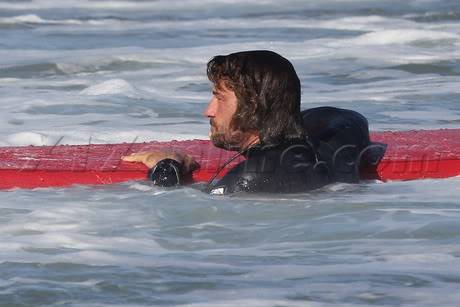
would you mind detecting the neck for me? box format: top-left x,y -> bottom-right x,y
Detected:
239,133 -> 260,152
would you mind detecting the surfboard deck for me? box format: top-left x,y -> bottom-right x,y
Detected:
0,129 -> 458,189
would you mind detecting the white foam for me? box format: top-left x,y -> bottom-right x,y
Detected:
1,14 -> 45,24
0,0 -> 291,11
79,79 -> 139,97
4,128 -> 208,146
381,253 -> 457,264
307,15 -> 417,32
350,29 -> 460,45
0,14 -> 81,25
5,132 -> 51,146
11,277 -> 100,288
381,109 -> 460,120
184,299 -> 327,307
127,182 -> 157,192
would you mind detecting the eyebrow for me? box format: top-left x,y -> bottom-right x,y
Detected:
213,90 -> 223,96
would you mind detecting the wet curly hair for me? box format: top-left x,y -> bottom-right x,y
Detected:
207,50 -> 305,145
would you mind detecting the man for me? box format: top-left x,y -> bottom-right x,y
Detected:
123,50 -> 382,194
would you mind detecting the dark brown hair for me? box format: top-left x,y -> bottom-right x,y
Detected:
207,50 -> 305,145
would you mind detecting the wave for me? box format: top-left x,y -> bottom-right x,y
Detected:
1,0 -> 459,13
406,11 -> 460,23
350,29 -> 460,45
389,61 -> 460,76
3,128 -> 207,146
0,14 -> 136,28
0,13 -> 422,35
80,79 -> 139,97
0,59 -> 170,78
0,63 -> 65,79
5,132 -> 51,146
0,14 -> 82,26
0,0 -> 324,11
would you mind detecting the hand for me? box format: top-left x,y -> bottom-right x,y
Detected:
122,150 -> 199,174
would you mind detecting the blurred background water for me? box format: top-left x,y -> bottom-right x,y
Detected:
0,0 -> 459,306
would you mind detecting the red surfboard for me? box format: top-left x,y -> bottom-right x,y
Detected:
0,129 -> 458,189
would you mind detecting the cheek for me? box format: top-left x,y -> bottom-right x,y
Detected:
226,105 -> 237,127
227,96 -> 238,121
222,109 -> 235,127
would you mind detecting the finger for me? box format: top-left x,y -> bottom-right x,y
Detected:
190,160 -> 200,171
121,155 -> 139,162
183,154 -> 200,172
122,153 -> 147,162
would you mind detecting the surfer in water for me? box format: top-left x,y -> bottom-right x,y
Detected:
123,50 -> 382,194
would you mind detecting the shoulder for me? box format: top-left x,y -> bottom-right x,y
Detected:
212,140 -> 330,194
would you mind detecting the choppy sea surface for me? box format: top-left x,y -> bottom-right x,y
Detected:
0,0 -> 459,306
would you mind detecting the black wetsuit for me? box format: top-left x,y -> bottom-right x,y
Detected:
149,107 -> 385,194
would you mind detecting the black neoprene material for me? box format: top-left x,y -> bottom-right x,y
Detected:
148,107 -> 386,194
301,106 -> 386,182
148,158 -> 182,187
209,140 -> 331,194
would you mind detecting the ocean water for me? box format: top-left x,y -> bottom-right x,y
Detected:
0,0 -> 459,306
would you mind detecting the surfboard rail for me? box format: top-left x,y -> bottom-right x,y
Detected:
0,129 -> 458,189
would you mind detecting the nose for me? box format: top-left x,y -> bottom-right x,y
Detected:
204,96 -> 217,118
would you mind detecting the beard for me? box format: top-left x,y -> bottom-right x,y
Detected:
209,120 -> 246,151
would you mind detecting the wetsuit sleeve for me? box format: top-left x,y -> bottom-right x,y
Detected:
148,158 -> 182,187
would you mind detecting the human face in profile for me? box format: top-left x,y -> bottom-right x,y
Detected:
203,81 -> 239,150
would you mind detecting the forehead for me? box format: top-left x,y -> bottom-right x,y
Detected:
213,80 -> 233,93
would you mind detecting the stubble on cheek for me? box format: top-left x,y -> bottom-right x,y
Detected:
208,117 -> 247,151
211,128 -> 246,151
209,119 -> 216,138
208,119 -> 226,147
